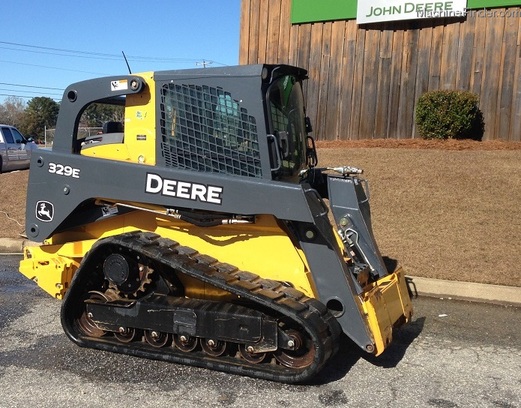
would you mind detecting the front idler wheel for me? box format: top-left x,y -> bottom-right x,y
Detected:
274,329 -> 315,369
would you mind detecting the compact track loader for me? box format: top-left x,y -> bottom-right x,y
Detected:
20,64 -> 412,383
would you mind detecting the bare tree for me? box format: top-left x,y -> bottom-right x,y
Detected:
0,97 -> 26,127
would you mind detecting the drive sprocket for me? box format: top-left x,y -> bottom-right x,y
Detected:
103,252 -> 154,298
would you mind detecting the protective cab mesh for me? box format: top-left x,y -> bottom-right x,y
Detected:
160,83 -> 261,177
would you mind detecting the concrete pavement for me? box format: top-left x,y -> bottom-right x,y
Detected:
1,237 -> 520,307
406,276 -> 520,307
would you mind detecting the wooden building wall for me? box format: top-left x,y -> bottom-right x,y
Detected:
239,1 -> 521,141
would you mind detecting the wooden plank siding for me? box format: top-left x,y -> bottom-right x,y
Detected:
239,0 -> 521,141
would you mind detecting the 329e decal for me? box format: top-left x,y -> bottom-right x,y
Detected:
48,162 -> 80,178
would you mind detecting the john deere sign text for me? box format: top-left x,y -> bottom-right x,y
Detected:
357,0 -> 467,23
292,0 -> 521,24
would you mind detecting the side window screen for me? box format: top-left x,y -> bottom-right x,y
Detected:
160,83 -> 262,178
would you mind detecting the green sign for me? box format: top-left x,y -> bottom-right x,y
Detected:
291,0 -> 357,23
291,0 -> 521,23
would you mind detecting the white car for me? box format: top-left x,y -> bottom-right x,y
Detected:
0,124 -> 38,173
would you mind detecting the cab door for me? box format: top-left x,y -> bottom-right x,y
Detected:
10,127 -> 30,164
0,127 -> 20,169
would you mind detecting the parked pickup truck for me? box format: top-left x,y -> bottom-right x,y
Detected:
0,124 -> 38,173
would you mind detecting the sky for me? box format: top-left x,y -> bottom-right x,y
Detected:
0,0 -> 241,103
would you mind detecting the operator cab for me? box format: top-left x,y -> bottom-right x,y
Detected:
59,65 -> 316,183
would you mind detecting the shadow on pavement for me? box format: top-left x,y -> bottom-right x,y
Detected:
312,291 -> 426,384
363,316 -> 425,368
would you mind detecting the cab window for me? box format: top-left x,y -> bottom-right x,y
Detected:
11,128 -> 26,143
267,75 -> 307,179
1,127 -> 15,144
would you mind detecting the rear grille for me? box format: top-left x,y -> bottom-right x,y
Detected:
160,83 -> 262,177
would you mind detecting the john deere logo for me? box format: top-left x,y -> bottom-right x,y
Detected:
36,201 -> 54,222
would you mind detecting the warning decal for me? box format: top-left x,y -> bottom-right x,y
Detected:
111,79 -> 129,92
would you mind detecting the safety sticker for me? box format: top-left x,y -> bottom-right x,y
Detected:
111,79 -> 128,91
101,205 -> 119,217
36,201 -> 54,223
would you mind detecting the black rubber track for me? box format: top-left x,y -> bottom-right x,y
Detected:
61,231 -> 342,383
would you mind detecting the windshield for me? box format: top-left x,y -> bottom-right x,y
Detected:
267,75 -> 307,179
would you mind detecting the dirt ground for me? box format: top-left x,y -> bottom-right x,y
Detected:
1,138 -> 520,287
